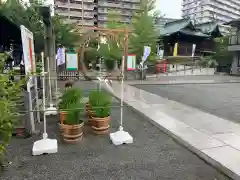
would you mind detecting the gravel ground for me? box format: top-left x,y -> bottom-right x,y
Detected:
0,107 -> 230,179
134,83 -> 240,124
0,80 -> 230,180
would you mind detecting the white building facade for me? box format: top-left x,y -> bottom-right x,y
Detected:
182,0 -> 239,34
54,0 -> 140,29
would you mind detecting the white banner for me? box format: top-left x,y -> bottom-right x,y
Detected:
192,44 -> 196,57
142,46 -> 151,62
56,47 -> 65,66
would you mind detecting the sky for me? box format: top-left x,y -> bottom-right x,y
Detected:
155,0 -> 182,18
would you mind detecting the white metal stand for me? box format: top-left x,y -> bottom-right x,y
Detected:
109,56 -> 133,145
32,52 -> 58,156
45,58 -> 57,116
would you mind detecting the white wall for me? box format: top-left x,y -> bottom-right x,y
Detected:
159,68 -> 215,76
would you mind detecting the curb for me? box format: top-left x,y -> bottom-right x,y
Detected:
127,80 -> 240,86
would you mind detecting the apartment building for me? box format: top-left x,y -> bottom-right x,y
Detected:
181,0 -> 239,34
54,0 -> 140,29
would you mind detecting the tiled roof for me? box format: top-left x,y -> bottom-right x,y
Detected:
157,18 -> 223,38
195,22 -> 223,37
159,18 -> 209,38
160,19 -> 194,36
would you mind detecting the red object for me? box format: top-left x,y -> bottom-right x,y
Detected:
28,38 -> 33,71
15,127 -> 25,137
156,59 -> 167,73
163,62 -> 167,72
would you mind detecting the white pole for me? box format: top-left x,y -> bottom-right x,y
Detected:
55,75 -> 58,100
109,31 -> 133,146
119,56 -> 124,131
99,58 -> 102,90
47,57 -> 53,105
27,82 -> 36,133
55,59 -> 59,101
41,53 -> 47,139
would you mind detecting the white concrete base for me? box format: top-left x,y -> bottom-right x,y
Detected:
45,104 -> 58,116
110,129 -> 133,145
32,138 -> 58,156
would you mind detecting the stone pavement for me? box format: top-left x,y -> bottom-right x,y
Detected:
134,83 -> 240,124
105,81 -> 240,180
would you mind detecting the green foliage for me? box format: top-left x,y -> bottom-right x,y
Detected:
198,56 -> 218,68
97,11 -> 125,71
0,53 -> 26,164
52,15 -> 80,48
129,0 -> 158,63
0,0 -> 80,53
213,36 -> 233,66
89,91 -> 112,118
64,102 -> 84,125
58,88 -> 83,110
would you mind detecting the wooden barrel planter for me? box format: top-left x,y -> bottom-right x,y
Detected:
59,111 -> 67,124
91,116 -> 110,135
62,122 -> 84,143
59,111 -> 67,135
85,103 -> 96,126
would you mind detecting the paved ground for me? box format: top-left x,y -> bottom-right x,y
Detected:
134,83 -> 240,124
0,80 -> 231,180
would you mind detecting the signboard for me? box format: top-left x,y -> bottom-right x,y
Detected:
66,52 -> 78,70
127,54 -> 136,71
21,25 -> 36,74
158,50 -> 164,59
56,47 -> 66,66
20,25 -> 36,89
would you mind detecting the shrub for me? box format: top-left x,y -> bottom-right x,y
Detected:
58,88 -> 83,111
64,102 -> 84,125
0,53 -> 26,165
89,91 -> 112,118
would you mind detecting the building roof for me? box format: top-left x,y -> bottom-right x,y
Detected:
224,18 -> 240,27
159,18 -> 210,38
179,29 -> 210,37
195,22 -> 223,37
0,14 -> 21,45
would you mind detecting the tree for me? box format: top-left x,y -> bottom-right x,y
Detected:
97,11 -> 125,71
129,0 -> 158,64
213,36 -> 233,67
0,0 -> 80,53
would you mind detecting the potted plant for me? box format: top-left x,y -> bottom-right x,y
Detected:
61,102 -> 84,143
90,91 -> 112,135
58,88 -> 83,125
86,91 -> 98,125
